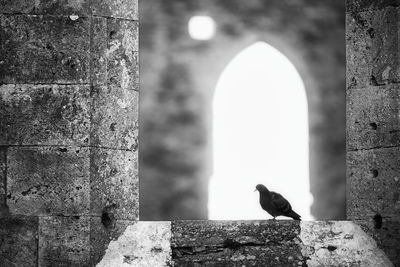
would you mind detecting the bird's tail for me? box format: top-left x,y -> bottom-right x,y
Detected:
288,210 -> 301,221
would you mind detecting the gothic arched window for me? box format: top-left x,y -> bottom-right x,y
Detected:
209,42 -> 313,220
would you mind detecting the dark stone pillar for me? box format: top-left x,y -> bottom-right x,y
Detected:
346,0 -> 400,265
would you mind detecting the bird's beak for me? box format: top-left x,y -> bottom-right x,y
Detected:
254,188 -> 257,192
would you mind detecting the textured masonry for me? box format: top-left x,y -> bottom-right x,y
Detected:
0,0 -> 138,265
346,0 -> 400,265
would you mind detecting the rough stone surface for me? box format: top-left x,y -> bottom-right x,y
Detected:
347,0 -> 399,12
347,85 -> 400,151
96,221 -> 172,267
39,216 -> 90,266
92,17 -> 139,88
92,17 -> 107,85
0,0 -> 90,15
90,148 -> 138,220
106,19 -> 139,91
168,220 -> 395,266
0,0 -> 138,19
91,86 -> 139,150
0,14 -> 90,84
90,218 -> 133,265
171,220 -> 303,266
7,147 -> 90,216
355,218 -> 400,267
346,7 -> 400,89
300,221 -> 393,266
0,84 -> 91,146
0,147 -> 6,207
1,1 -> 140,266
91,0 -> 138,20
346,1 -> 400,265
0,216 -> 38,267
347,148 -> 400,219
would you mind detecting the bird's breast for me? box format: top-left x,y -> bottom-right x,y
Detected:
259,194 -> 279,216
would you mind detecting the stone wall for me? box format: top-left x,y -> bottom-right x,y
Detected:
95,220 -> 394,266
0,1 -> 139,265
346,0 -> 400,265
140,0 -> 346,221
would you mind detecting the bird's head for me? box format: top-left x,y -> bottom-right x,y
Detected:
254,184 -> 268,192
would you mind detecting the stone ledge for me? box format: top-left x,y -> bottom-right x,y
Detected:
0,220 -> 395,266
93,221 -> 394,266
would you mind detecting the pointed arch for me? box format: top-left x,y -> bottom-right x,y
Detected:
209,42 -> 313,220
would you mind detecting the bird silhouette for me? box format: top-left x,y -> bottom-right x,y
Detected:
254,184 -> 301,220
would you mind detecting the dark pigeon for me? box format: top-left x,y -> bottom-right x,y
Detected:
254,184 -> 301,220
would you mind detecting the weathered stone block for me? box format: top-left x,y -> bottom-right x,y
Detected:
91,86 -> 138,150
0,0 -> 90,15
91,18 -> 138,88
347,85 -> 400,150
0,216 -> 38,267
89,217 -> 133,265
0,14 -> 90,84
90,148 -> 138,221
171,220 -> 303,266
106,19 -> 139,91
95,221 -> 172,267
347,148 -> 400,219
355,219 -> 400,267
91,0 -> 138,20
0,147 -> 5,206
92,17 -> 107,85
301,221 -> 394,267
347,0 -> 399,12
39,216 -> 90,266
7,147 -> 90,216
0,84 -> 91,146
346,7 -> 399,89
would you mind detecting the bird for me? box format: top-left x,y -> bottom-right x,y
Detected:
254,184 -> 301,220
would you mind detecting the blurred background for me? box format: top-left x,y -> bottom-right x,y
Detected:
139,0 -> 345,220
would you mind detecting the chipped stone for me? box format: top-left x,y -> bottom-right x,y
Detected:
300,221 -> 394,266
96,222 -> 172,267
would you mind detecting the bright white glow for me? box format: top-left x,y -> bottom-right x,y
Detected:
209,42 -> 313,220
188,16 -> 216,40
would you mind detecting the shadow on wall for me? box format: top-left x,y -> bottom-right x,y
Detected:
139,0 -> 345,221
